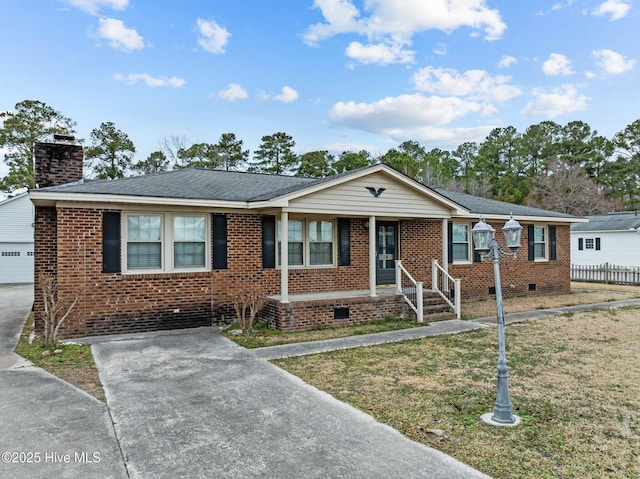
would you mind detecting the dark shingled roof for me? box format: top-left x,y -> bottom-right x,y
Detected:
571,212 -> 640,232
38,166 -> 578,219
434,189 -> 578,219
41,168 -> 321,202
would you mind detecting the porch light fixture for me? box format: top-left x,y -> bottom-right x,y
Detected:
471,214 -> 523,427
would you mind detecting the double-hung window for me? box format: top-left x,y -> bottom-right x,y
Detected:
451,223 -> 470,262
127,215 -> 162,269
533,226 -> 547,260
125,213 -> 208,272
278,218 -> 335,267
174,216 -> 206,267
278,219 -> 304,266
309,220 -> 333,265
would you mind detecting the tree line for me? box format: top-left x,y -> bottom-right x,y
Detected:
1,99 -> 639,216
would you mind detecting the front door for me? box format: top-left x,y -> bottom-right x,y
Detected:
376,222 -> 398,284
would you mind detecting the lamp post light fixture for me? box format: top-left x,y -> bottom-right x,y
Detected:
472,215 -> 523,426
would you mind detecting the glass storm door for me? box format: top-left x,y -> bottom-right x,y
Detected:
376,222 -> 398,284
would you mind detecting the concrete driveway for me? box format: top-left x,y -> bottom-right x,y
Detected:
1,283 -> 489,478
0,284 -> 127,479
91,329 -> 490,479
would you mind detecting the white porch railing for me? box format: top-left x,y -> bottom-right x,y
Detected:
431,259 -> 461,319
395,260 -> 424,322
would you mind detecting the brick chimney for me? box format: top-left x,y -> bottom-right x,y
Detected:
34,135 -> 84,188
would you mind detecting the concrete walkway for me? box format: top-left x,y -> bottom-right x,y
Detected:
0,284 -> 127,479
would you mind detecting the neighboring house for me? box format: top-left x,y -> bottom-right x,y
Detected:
571,212 -> 640,267
29,140 -> 583,338
0,192 -> 35,284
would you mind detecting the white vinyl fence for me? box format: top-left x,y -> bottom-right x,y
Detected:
571,263 -> 640,285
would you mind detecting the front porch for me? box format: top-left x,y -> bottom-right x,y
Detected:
261,279 -> 457,332
268,209 -> 462,331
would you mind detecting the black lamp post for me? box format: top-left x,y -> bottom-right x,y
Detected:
471,215 -> 523,426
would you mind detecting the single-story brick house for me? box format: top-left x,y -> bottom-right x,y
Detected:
29,140 -> 583,338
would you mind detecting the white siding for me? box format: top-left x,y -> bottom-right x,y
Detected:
0,243 -> 34,283
571,231 -> 640,267
0,194 -> 35,283
0,194 -> 35,242
287,172 -> 453,217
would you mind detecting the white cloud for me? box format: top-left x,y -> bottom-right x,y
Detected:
433,43 -> 448,56
542,53 -> 574,76
114,73 -> 185,87
62,0 -> 128,15
498,55 -> 517,68
592,0 -> 631,21
329,94 -> 496,146
552,0 -> 574,11
329,94 -> 487,133
412,67 -> 521,102
196,19 -> 230,54
304,0 -> 506,65
345,41 -> 415,64
93,17 -> 144,51
384,125 -> 496,147
218,83 -> 248,101
261,86 -> 299,103
520,84 -> 588,117
303,0 -> 364,45
592,49 -> 635,74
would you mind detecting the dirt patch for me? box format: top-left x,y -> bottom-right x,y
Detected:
53,364 -> 105,401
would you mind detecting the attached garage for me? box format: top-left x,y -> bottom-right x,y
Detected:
0,193 -> 35,284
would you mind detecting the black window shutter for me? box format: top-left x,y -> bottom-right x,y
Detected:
447,221 -> 453,264
102,211 -> 121,273
262,216 -> 276,269
595,237 -> 601,250
578,238 -> 584,250
212,214 -> 228,269
528,225 -> 535,261
472,222 -> 481,263
338,218 -> 351,266
549,225 -> 557,261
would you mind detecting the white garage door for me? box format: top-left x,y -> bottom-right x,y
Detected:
0,243 -> 34,283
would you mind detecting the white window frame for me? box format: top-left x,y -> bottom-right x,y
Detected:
451,222 -> 472,264
277,217 -> 337,269
584,238 -> 595,250
123,212 -> 210,274
533,225 -> 548,262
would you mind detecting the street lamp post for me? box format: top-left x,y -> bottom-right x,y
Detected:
471,215 -> 523,426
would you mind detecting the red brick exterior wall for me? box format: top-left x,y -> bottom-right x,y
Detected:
263,294 -> 407,332
33,206 -> 571,337
33,207 -> 57,318
399,219 -> 442,281
448,221 -> 571,301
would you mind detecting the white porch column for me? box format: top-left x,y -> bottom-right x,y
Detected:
442,218 -> 449,289
369,215 -> 377,297
280,211 -> 289,303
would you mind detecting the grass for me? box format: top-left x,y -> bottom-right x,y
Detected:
273,307 -> 640,479
222,316 -> 424,348
14,314 -> 105,401
223,282 -> 640,349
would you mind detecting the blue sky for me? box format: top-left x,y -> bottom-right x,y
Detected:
1,0 -> 638,177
